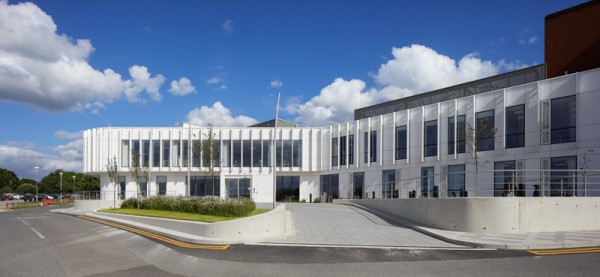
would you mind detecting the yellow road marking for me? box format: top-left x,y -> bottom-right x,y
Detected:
78,215 -> 230,250
529,247 -> 600,255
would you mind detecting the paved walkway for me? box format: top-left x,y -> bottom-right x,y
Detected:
261,203 -> 463,248
50,203 -> 600,250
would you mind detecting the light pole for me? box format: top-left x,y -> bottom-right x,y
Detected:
72,176 -> 75,196
59,171 -> 63,205
34,166 -> 39,201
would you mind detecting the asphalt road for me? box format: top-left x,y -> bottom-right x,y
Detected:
2,206 -> 600,276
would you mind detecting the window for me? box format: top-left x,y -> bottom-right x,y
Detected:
448,115 -> 466,154
162,141 -> 170,167
221,140 -> 231,167
132,140 -> 140,166
226,178 -> 251,198
424,120 -> 437,157
506,105 -> 525,148
421,167 -> 435,197
190,176 -> 220,196
476,110 -> 495,151
152,140 -> 160,167
348,135 -> 354,165
118,176 -> 126,200
331,137 -> 338,166
551,96 -> 576,144
252,140 -> 262,167
171,140 -> 180,167
550,156 -> 577,196
182,140 -> 189,167
340,136 -> 347,166
276,140 -> 282,167
138,176 -> 147,197
370,131 -> 377,162
353,172 -> 364,199
382,170 -> 396,199
121,140 -> 129,167
447,164 -> 466,197
157,176 -> 166,195
363,132 -> 368,164
262,140 -> 272,167
292,140 -> 302,167
232,140 -> 241,167
242,140 -> 251,167
192,140 -> 200,167
142,140 -> 150,167
494,160 -> 515,197
395,125 -> 407,160
282,140 -> 292,167
320,174 -> 339,200
276,176 -> 300,201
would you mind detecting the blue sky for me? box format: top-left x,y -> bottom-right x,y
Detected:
0,0 -> 587,178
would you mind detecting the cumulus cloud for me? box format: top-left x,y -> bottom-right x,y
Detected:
169,77 -> 197,96
207,76 -> 222,85
187,102 -> 258,127
123,65 -> 165,102
0,140 -> 82,178
286,44 -> 504,126
54,130 -> 82,140
270,79 -> 283,89
0,1 -> 167,112
222,19 -> 234,34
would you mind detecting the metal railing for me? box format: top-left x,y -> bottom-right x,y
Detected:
353,169 -> 600,199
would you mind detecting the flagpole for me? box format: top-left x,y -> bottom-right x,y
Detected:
272,92 -> 280,209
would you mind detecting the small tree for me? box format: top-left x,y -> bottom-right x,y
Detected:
193,124 -> 220,196
578,149 -> 595,196
130,149 -> 149,208
466,118 -> 497,196
106,155 -> 119,208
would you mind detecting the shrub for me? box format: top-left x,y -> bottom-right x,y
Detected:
120,196 -> 256,217
313,197 -> 320,203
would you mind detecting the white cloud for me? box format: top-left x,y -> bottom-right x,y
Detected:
123,65 -> 165,103
207,76 -> 222,84
0,139 -> 82,179
219,84 -> 228,90
374,44 -> 498,92
169,77 -> 197,96
186,102 -> 258,127
0,1 -> 168,112
222,19 -> 234,34
519,36 -> 538,45
54,130 -> 82,140
270,79 -> 283,89
286,44 -> 504,126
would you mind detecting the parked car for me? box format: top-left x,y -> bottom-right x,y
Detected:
23,194 -> 45,201
6,193 -> 22,200
1,194 -> 14,201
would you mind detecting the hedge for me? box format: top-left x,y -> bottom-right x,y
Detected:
120,196 -> 256,217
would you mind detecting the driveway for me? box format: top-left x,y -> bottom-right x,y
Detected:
264,203 -> 463,248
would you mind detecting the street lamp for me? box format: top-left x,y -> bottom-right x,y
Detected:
59,171 -> 63,205
34,166 -> 39,201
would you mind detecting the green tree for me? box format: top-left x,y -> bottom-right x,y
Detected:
130,148 -> 149,207
16,183 -> 36,195
0,168 -> 20,191
106,155 -> 119,205
39,170 -> 99,194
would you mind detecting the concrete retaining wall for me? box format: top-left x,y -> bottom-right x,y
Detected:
95,204 -> 287,241
336,198 -> 600,234
75,200 -> 123,210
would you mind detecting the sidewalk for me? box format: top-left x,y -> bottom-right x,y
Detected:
52,204 -> 600,250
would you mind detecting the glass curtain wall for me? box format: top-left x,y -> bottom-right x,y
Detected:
447,164 -> 466,197
121,140 -> 129,167
252,141 -> 262,167
118,176 -> 126,200
476,110 -> 495,151
506,105 -> 525,148
340,136 -> 347,166
320,174 -> 339,201
292,140 -> 302,167
424,120 -> 437,157
421,167 -> 435,197
494,161 -> 516,197
226,178 -> 251,198
157,176 -> 166,195
276,176 -> 300,201
551,96 -> 576,144
242,140 -> 251,167
152,140 -> 160,167
382,170 -> 396,199
348,135 -> 354,165
332,137 -> 338,166
395,125 -> 407,160
142,140 -> 150,167
353,172 -> 364,199
448,115 -> 466,154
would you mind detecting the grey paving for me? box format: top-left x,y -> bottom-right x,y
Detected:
262,203 -> 463,248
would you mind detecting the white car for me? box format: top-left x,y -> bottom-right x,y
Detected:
6,193 -> 22,200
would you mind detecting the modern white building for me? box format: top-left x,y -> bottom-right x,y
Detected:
83,66 -> 600,204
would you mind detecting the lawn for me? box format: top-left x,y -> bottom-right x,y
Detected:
97,208 -> 269,223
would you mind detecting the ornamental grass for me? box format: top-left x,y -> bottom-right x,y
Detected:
120,196 -> 256,217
